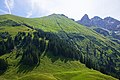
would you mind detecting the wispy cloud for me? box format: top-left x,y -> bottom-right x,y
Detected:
26,0 -> 34,18
26,11 -> 33,18
4,0 -> 14,14
0,9 -> 8,14
26,0 -> 55,18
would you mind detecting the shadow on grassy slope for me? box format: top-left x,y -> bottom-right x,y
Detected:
16,64 -> 37,73
0,59 -> 8,75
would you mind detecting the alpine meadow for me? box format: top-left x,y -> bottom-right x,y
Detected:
0,13 -> 119,80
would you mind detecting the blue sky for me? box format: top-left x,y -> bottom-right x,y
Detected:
0,0 -> 120,20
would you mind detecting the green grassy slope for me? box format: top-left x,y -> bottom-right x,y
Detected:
0,14 -> 119,80
2,14 -> 119,49
0,52 -> 117,80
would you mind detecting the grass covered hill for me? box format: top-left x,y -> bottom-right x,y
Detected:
0,14 -> 119,80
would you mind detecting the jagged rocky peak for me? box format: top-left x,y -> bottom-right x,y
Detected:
104,17 -> 114,21
78,14 -> 91,27
81,14 -> 90,21
104,17 -> 118,24
91,16 -> 103,21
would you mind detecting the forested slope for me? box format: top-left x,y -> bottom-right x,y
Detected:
0,14 -> 119,80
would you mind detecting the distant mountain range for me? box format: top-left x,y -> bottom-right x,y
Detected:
77,14 -> 120,31
77,14 -> 120,42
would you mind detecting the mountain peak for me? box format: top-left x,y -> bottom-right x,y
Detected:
77,14 -> 120,33
46,14 -> 69,20
82,14 -> 89,20
77,14 -> 91,27
104,17 -> 117,22
91,16 -> 102,21
104,16 -> 113,20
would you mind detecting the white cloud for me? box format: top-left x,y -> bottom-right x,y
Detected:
26,0 -> 58,18
47,0 -> 120,20
4,0 -> 14,14
25,0 -> 96,19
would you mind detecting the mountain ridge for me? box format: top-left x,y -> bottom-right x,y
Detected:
77,14 -> 120,43
0,14 -> 120,80
77,14 -> 120,31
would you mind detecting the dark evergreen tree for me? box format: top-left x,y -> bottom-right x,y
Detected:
0,59 -> 8,74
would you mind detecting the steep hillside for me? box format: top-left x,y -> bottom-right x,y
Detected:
0,14 -> 119,80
